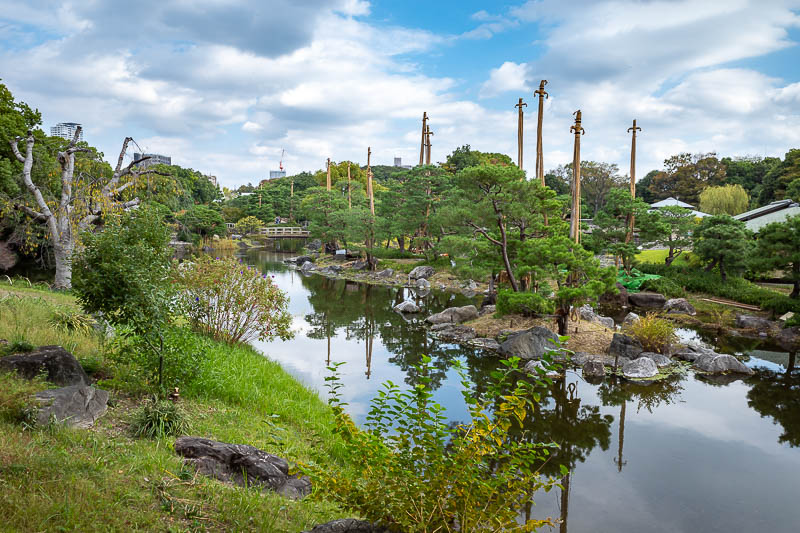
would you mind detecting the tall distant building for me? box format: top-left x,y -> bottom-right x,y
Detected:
269,170 -> 286,179
205,175 -> 217,187
50,122 -> 84,141
394,157 -> 402,167
133,152 -> 172,168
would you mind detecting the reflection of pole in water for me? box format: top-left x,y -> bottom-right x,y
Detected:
559,470 -> 571,533
614,400 -> 627,472
326,312 -> 331,366
788,351 -> 796,374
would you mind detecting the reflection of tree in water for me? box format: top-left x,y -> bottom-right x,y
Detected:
300,274 -> 480,388
747,357 -> 800,447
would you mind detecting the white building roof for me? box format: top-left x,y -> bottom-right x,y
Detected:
733,200 -> 800,232
651,197 -> 695,209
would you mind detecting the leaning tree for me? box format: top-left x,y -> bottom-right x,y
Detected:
10,127 -> 157,289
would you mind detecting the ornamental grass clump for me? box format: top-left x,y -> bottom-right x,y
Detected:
625,313 -> 677,354
303,356 -> 562,533
178,256 -> 293,345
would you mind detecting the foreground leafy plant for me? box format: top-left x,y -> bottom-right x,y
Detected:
625,313 -> 677,354
303,356 -> 561,532
130,398 -> 189,439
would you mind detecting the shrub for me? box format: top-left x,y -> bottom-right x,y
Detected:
639,277 -> 685,298
178,256 -> 293,344
129,398 -> 189,439
624,313 -> 677,354
48,306 -> 95,334
1,339 -> 36,356
496,289 -> 555,316
303,356 -> 561,532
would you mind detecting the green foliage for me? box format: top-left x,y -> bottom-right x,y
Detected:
129,398 -> 189,439
177,204 -> 226,238
47,306 -> 95,334
649,206 -> 696,265
639,276 -> 686,298
496,289 -> 555,316
178,256 -> 293,345
616,268 -> 661,292
624,313 -> 677,354
699,184 -> 750,215
693,215 -> 752,279
304,356 -> 560,532
1,339 -> 36,356
759,149 -> 800,205
722,156 -> 780,204
0,372 -> 42,427
234,215 -> 263,235
647,152 -> 726,206
750,215 -> 800,298
786,178 -> 800,203
441,144 -> 513,174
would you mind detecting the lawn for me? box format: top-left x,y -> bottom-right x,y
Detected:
635,249 -> 693,266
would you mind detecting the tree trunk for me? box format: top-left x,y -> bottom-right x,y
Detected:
705,258 -> 718,272
497,220 -> 518,292
719,257 -> 726,280
53,241 -> 73,290
556,307 -> 568,335
791,263 -> 799,299
398,235 -> 405,252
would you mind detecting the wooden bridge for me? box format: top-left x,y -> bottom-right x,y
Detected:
258,226 -> 310,238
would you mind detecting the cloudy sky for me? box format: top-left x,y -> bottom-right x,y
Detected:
1,0 -> 799,188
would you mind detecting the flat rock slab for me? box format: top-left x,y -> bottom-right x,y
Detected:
0,345 -> 89,386
431,324 -> 476,343
664,298 -> 696,316
628,292 -> 666,309
608,333 -> 644,360
468,337 -> 501,351
35,385 -> 108,428
303,519 -> 394,533
426,305 -> 478,325
393,301 -> 420,314
694,353 -> 754,375
499,326 -> 559,360
408,265 -> 434,280
174,436 -> 311,499
622,357 -> 659,379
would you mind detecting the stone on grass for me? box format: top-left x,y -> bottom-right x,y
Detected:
664,298 -> 696,316
622,357 -> 658,379
425,305 -> 479,325
303,519 -> 393,533
637,352 -> 673,368
499,326 -> 559,360
694,353 -> 754,375
578,304 -> 615,329
628,292 -> 666,310
608,333 -> 644,360
35,385 -> 108,428
393,301 -> 420,314
582,361 -> 605,379
0,345 -> 89,386
174,437 -> 311,499
735,314 -> 773,331
408,265 -> 434,280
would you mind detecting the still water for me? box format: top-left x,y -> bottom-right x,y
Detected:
244,250 -> 800,533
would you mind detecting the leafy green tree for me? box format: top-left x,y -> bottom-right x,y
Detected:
693,215 -> 752,280
648,153 -> 726,206
650,206 -> 696,266
699,184 -> 750,215
722,156 -> 780,204
234,215 -> 263,235
301,186 -> 349,250
750,215 -> 800,298
592,189 -> 665,273
178,204 -> 226,238
441,145 -> 513,174
72,208 -> 175,389
635,170 -> 659,204
0,81 -> 41,198
760,149 -> 800,205
787,178 -> 800,203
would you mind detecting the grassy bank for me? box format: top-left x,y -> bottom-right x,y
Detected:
0,282 -> 352,532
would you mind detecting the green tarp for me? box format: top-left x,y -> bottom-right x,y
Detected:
617,268 -> 661,292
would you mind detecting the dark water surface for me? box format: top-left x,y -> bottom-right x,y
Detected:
244,250 -> 800,533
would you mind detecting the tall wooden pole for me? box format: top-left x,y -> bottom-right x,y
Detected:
515,97 -> 527,170
347,162 -> 352,209
367,147 -> 374,215
326,158 -> 331,191
419,112 -> 428,166
534,80 -> 548,186
425,125 -> 433,165
626,119 -> 642,243
290,177 -> 294,220
570,110 -> 585,244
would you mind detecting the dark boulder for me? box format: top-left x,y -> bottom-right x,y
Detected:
499,326 -> 560,360
303,519 -> 393,533
430,324 -> 476,343
582,361 -> 605,379
425,305 -> 479,325
628,292 -> 666,310
174,437 -> 311,499
408,265 -> 434,280
35,385 -> 108,428
0,345 -> 89,386
600,282 -> 628,308
306,239 -> 322,252
664,298 -> 696,316
300,261 -> 315,273
293,255 -> 314,265
694,353 -> 754,375
608,333 -> 644,360
468,337 -> 501,351
735,314 -> 773,331
319,265 -> 342,275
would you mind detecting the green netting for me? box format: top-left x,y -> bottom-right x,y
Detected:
617,268 -> 661,292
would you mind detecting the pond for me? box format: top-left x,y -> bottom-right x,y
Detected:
242,250 -> 800,533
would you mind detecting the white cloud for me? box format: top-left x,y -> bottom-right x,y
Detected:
480,61 -> 530,98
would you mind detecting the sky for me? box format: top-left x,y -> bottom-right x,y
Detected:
1,0 -> 799,188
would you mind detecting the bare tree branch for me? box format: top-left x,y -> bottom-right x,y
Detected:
115,137 -> 132,174
13,203 -> 47,223
9,137 -> 26,163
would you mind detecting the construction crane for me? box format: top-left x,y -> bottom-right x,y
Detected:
279,148 -> 285,171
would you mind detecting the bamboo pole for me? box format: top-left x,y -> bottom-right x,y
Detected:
534,80 -> 548,186
419,112 -> 428,166
515,97 -> 527,170
326,158 -> 331,191
570,110 -> 585,244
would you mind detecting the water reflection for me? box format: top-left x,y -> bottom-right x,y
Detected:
234,249 -> 800,532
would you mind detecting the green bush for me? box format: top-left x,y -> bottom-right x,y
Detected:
48,306 -> 95,334
303,357 -> 561,532
624,313 -> 677,354
129,398 -> 189,439
639,277 -> 686,298
496,289 -> 555,316
1,339 -> 36,356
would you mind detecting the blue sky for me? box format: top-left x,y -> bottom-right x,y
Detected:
1,0 -> 799,187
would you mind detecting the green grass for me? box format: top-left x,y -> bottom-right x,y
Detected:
635,249 -> 693,266
0,283 -> 354,532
